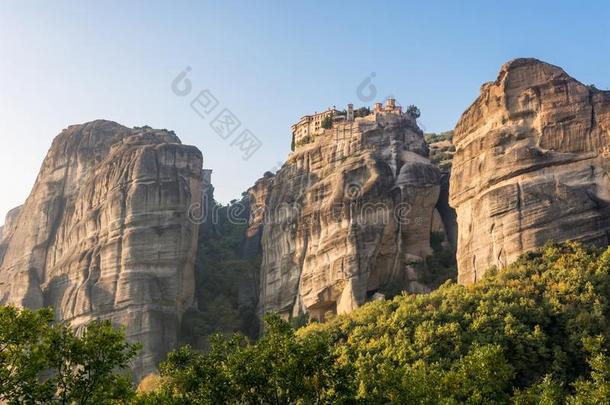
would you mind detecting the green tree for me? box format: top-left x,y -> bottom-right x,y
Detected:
142,314 -> 353,404
424,130 -> 454,144
567,336 -> 610,404
0,306 -> 55,402
321,115 -> 333,129
0,306 -> 139,404
407,104 -> 421,119
354,106 -> 371,118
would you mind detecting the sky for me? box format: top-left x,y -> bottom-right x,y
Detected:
1,1 -> 610,223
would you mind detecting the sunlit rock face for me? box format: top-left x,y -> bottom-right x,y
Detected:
0,206 -> 22,245
0,120 -> 203,380
251,106 -> 442,321
450,58 -> 610,284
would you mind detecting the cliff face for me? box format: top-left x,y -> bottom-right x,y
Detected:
0,120 -> 203,379
0,205 -> 22,246
450,58 -> 610,284
252,107 -> 444,321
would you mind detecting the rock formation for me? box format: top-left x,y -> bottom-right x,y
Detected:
244,173 -> 274,260
0,120 -> 203,380
450,58 -> 610,284
251,100 -> 445,321
0,205 -> 22,245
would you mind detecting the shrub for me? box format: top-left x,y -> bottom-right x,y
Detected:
407,104 -> 421,119
295,135 -> 314,147
140,315 -> 353,404
424,130 -> 454,144
354,106 -> 371,118
321,115 -> 333,129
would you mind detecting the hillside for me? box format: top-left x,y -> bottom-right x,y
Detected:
425,130 -> 455,172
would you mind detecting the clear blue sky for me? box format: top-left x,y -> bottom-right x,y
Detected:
1,1 -> 609,222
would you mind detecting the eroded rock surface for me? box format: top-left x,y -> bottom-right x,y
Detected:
252,103 -> 442,321
450,58 -> 610,284
0,120 -> 203,379
0,205 -> 21,245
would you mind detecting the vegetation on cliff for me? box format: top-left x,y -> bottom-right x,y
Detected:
424,130 -> 454,144
321,115 -> 333,129
406,105 -> 421,119
182,199 -> 261,346
425,130 -> 455,172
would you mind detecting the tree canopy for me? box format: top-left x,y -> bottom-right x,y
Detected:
0,307 -> 139,404
141,242 -> 610,404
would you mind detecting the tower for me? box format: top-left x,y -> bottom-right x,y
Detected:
347,103 -> 354,121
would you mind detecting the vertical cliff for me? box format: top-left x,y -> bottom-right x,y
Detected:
450,58 -> 610,284
0,120 -> 203,379
251,102 -> 447,321
0,205 -> 22,252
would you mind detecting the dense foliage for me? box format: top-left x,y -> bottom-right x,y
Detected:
407,104 -> 421,119
182,199 -> 261,346
417,231 -> 457,288
354,106 -> 371,118
143,242 -> 610,404
0,307 -> 139,404
425,130 -> 455,171
321,115 -> 333,129
135,316 -> 352,404
295,134 -> 314,147
424,130 -> 454,144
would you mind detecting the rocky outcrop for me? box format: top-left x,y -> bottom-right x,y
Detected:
450,58 -> 610,284
253,103 -> 443,321
0,206 -> 22,245
0,120 -> 203,380
244,173 -> 274,260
